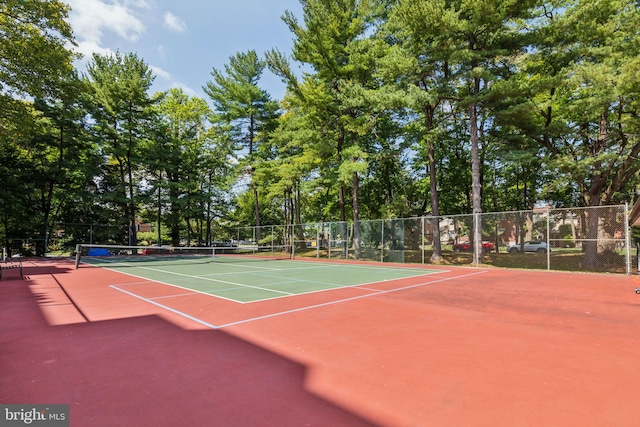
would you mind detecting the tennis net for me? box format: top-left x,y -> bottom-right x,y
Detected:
74,243 -> 294,268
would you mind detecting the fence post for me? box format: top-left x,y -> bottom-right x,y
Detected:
474,213 -> 480,268
380,220 -> 384,263
328,226 -> 332,260
421,216 -> 425,265
547,207 -> 551,270
625,202 -> 631,275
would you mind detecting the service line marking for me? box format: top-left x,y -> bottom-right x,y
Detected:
110,269 -> 488,330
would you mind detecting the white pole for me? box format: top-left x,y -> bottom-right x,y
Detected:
421,216 -> 425,265
476,213 -> 482,267
74,244 -> 81,269
381,220 -> 384,262
625,203 -> 631,275
547,207 -> 551,270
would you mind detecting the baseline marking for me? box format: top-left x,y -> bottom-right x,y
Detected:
98,261 -> 442,303
110,270 -> 488,330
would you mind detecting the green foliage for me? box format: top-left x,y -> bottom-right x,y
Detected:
84,51 -> 157,245
204,50 -> 280,230
146,88 -> 228,246
2,0 -> 640,258
136,230 -> 171,246
0,0 -> 77,99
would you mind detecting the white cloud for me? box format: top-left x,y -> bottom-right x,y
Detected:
65,0 -> 147,57
163,12 -> 186,33
124,0 -> 153,9
150,65 -> 171,80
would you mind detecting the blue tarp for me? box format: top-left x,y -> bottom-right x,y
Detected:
87,248 -> 111,256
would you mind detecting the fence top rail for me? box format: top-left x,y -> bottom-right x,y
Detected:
276,204 -> 629,228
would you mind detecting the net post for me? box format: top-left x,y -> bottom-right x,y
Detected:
75,244 -> 81,269
291,234 -> 295,260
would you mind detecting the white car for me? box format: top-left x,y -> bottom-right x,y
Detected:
507,240 -> 550,254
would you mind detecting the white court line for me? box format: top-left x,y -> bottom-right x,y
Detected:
111,285 -> 220,329
99,263 -> 295,297
98,267 -> 278,304
94,259 -> 442,303
152,292 -> 200,300
228,269 -> 444,303
197,263 -> 338,277
192,260 -> 441,278
219,270 -> 488,327
105,262 -> 444,304
110,270 -> 488,330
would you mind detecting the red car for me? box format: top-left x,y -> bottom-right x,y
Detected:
452,241 -> 494,253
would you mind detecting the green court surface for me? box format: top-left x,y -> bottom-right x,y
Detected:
81,255 -> 441,303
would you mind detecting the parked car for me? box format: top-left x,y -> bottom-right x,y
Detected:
507,240 -> 550,254
453,241 -> 494,253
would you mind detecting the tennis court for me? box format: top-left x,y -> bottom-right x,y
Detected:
74,246 -> 454,329
2,256 -> 640,426
81,251 -> 442,303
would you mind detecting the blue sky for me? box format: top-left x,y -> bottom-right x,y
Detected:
63,0 -> 303,101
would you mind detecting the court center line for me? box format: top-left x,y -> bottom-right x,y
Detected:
110,284 -> 220,329
230,270 -> 443,303
217,270 -> 488,328
218,270 -> 487,328
116,266 -> 443,304
247,270 -> 438,288
110,270 -> 487,330
196,263 -> 339,277
107,273 -> 237,301
98,263 -> 296,297
96,260 -> 441,303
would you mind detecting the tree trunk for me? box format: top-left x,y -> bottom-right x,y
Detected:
295,182 -> 305,249
424,107 -> 442,262
252,184 -> 261,242
127,105 -> 138,249
470,90 -> 483,265
582,111 -> 608,268
337,127 -> 349,258
352,171 -> 362,259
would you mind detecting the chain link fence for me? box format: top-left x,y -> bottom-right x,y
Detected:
18,205 -> 632,274
283,205 -> 632,274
